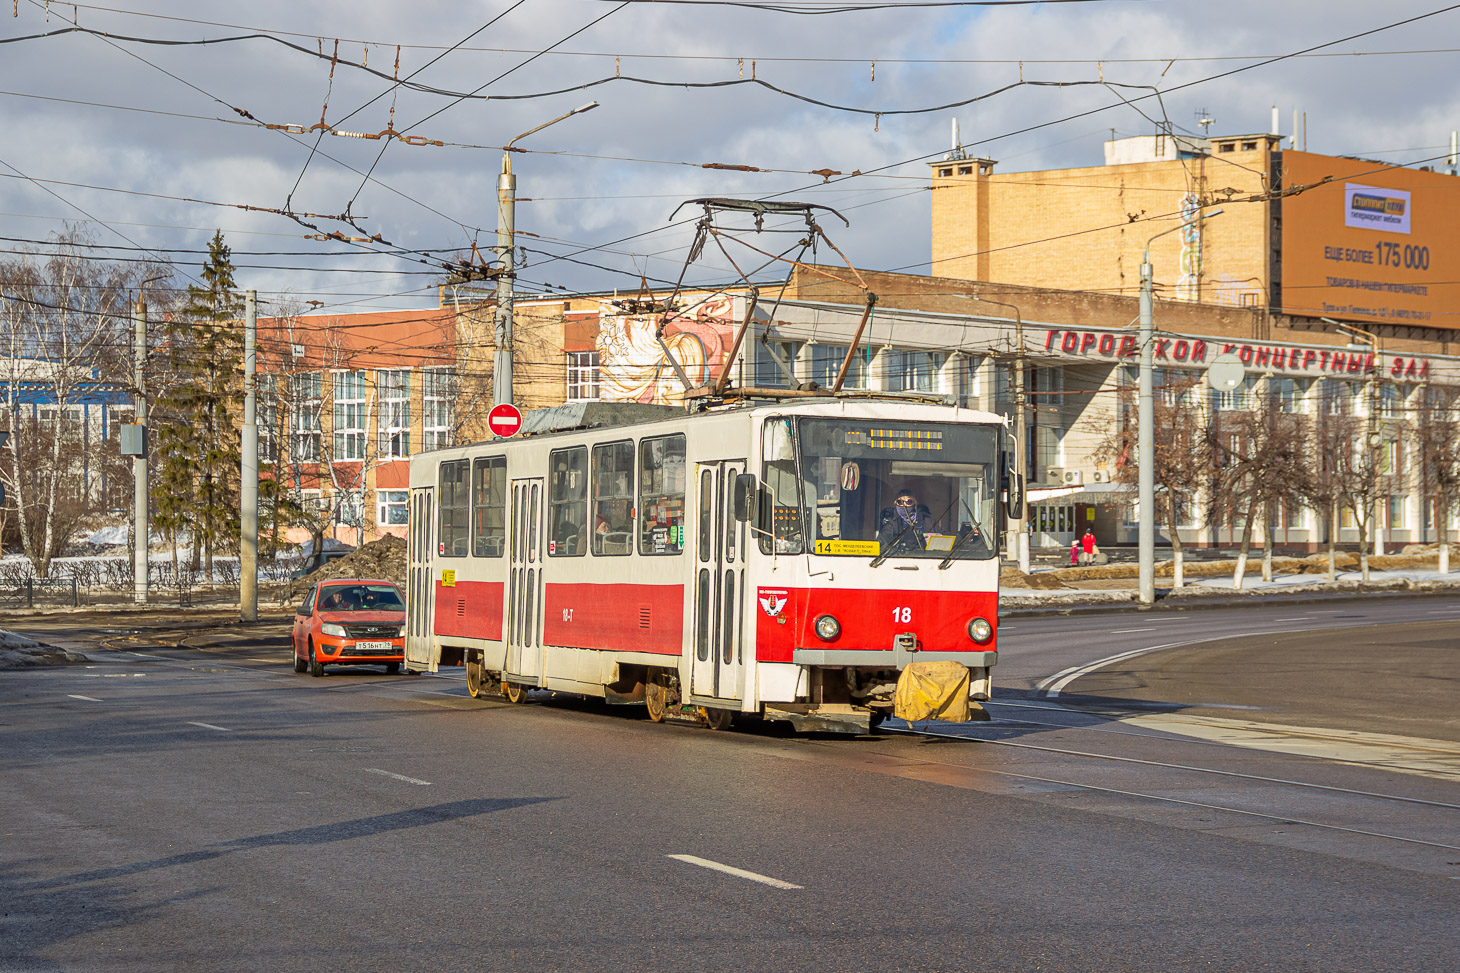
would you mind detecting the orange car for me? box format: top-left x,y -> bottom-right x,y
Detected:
291,579 -> 406,677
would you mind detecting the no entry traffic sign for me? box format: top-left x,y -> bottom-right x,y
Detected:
487,403 -> 524,438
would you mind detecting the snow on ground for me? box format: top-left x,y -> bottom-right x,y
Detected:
0,629 -> 88,668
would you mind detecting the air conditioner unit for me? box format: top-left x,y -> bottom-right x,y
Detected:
1091,470 -> 1110,483
1044,467 -> 1064,483
1063,469 -> 1084,486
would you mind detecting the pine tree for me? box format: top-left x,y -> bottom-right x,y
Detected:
151,230 -> 244,576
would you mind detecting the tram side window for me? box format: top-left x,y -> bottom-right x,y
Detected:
639,434 -> 686,555
438,459 -> 470,557
592,440 -> 635,556
471,455 -> 507,557
548,447 -> 588,557
758,417 -> 803,554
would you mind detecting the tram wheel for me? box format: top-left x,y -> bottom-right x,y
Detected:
645,681 -> 668,723
502,680 -> 528,704
466,658 -> 485,698
701,707 -> 733,731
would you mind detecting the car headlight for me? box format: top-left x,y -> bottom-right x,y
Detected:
813,614 -> 841,642
967,617 -> 993,644
321,622 -> 346,637
395,626 -> 406,638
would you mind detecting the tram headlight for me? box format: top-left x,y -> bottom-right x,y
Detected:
967,617 -> 993,645
813,614 -> 841,642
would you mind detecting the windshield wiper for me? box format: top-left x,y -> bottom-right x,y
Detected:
938,498 -> 988,569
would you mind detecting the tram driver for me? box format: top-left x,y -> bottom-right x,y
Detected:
878,487 -> 934,552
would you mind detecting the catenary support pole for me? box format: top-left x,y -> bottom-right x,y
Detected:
240,290 -> 258,622
132,298 -> 148,604
493,162 -> 516,407
1138,260 -> 1155,605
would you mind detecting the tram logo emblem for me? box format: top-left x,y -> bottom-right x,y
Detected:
758,591 -> 788,617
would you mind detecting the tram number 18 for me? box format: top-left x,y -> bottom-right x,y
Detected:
892,607 -> 912,624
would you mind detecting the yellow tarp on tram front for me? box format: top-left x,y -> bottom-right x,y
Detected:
893,660 -> 977,723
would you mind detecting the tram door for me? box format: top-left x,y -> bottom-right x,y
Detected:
406,486 -> 435,672
691,460 -> 746,701
506,477 -> 545,683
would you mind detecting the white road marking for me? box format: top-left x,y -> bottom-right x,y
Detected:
246,658 -> 279,664
130,653 -> 166,659
67,695 -> 103,702
187,721 -> 232,732
667,855 -> 802,890
1123,713 -> 1460,783
1038,634 -> 1257,699
1109,627 -> 1156,634
365,768 -> 431,786
99,673 -> 147,678
1274,617 -> 1313,621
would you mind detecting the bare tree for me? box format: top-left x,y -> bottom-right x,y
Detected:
0,231 -> 166,576
1415,384 -> 1460,574
1095,372 -> 1212,587
1296,382 -> 1355,581
1209,381 -> 1308,589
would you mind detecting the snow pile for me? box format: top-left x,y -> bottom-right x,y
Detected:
287,535 -> 407,598
0,629 -> 89,668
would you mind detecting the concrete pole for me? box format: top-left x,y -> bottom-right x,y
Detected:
240,290 -> 259,622
132,299 -> 149,604
493,157 -> 516,407
1138,259 -> 1156,605
1013,314 -> 1030,573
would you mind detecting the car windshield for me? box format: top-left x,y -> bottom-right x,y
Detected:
759,416 -> 1002,562
316,584 -> 404,612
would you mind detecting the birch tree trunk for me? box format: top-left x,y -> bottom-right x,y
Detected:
1232,508 -> 1256,590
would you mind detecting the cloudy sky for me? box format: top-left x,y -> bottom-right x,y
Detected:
3,0 -> 1458,314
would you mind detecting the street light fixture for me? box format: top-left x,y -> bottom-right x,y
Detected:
1138,208 -> 1222,604
494,101 -> 600,407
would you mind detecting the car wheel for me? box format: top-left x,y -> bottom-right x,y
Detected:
309,642 -> 324,678
293,644 -> 307,673
385,662 -> 400,675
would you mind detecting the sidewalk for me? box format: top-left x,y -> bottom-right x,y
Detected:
1000,564 -> 1460,613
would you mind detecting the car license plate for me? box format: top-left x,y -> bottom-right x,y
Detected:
353,641 -> 394,652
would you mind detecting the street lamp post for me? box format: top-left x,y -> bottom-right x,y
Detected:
494,101 -> 599,407
1139,209 -> 1222,604
130,274 -> 166,604
973,295 -> 1029,573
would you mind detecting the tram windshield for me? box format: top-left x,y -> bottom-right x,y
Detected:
759,417 -> 1001,562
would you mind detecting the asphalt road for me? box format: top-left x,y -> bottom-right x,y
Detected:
3,596 -> 1459,971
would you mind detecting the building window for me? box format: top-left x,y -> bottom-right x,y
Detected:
808,343 -> 865,390
290,372 -> 322,462
471,455 -> 507,557
548,447 -> 588,557
334,489 -> 363,528
1211,374 -> 1256,411
1242,141 -> 1258,151
1323,380 -> 1354,416
755,340 -> 801,389
886,350 -> 944,392
377,369 -> 410,458
1378,384 -> 1400,419
422,367 -> 455,451
1035,425 -> 1064,473
377,489 -> 408,526
332,370 -> 366,460
566,351 -> 600,402
1388,495 -> 1407,529
257,387 -> 278,464
1270,377 -> 1307,413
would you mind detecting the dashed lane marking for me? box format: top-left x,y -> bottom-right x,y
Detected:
365,768 -> 431,786
667,855 -> 802,890
187,722 -> 232,732
1109,627 -> 1156,634
66,695 -> 103,702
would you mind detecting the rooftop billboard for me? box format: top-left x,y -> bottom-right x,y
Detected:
1280,151 -> 1459,329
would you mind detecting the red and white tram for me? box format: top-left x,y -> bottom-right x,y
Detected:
406,397 -> 1018,732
